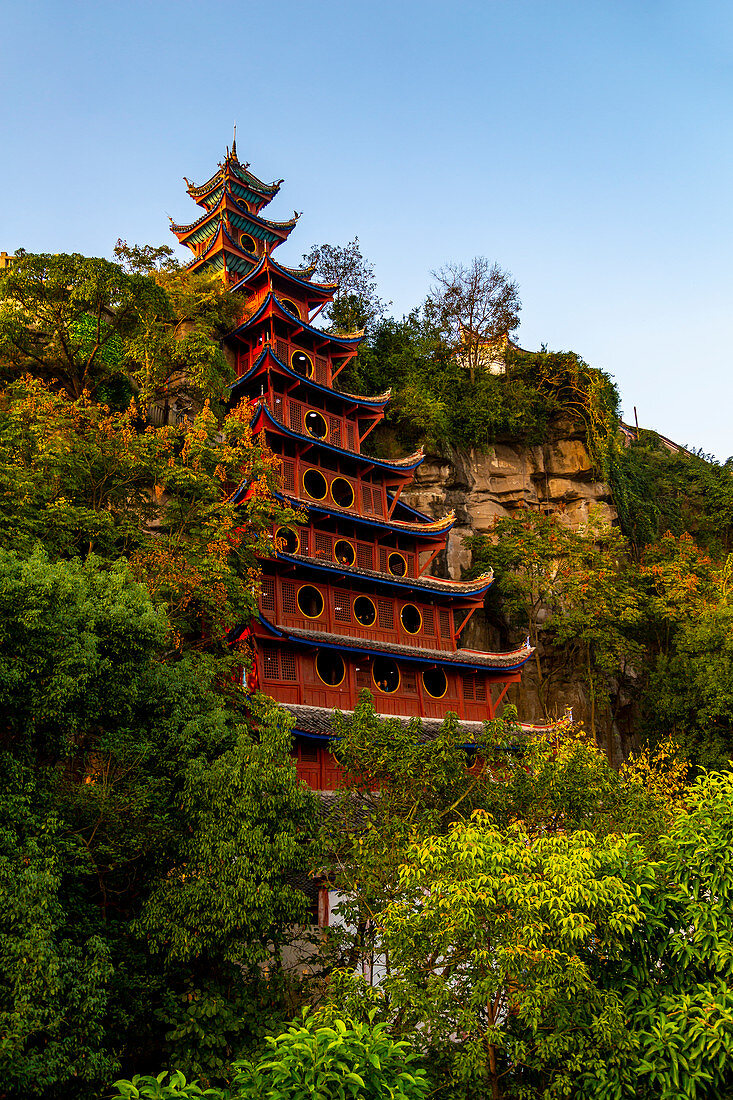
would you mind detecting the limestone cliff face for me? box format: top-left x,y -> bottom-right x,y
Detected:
402,430 -> 625,757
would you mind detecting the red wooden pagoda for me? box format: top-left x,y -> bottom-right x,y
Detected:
173,142 -> 533,790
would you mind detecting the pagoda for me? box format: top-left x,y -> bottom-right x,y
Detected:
173,141 -> 534,791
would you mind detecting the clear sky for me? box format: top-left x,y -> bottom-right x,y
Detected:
2,0 -> 731,457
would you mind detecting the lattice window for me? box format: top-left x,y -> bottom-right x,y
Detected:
422,607 -> 435,634
281,459 -> 295,493
276,338 -> 288,363
475,679 -> 487,702
329,417 -> 342,449
280,651 -> 297,681
282,581 -> 298,615
299,529 -> 310,556
377,599 -> 394,630
300,741 -> 318,763
315,533 -> 332,558
402,670 -> 418,694
372,491 -> 384,517
288,401 -> 303,432
361,484 -> 373,512
463,675 -> 475,700
346,423 -> 356,451
357,543 -> 374,571
260,577 -> 275,612
334,589 -> 352,623
262,647 -> 280,680
378,548 -> 388,573
439,610 -> 451,638
404,554 -> 414,576
315,357 -> 328,383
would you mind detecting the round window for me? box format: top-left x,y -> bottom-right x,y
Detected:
422,667 -> 448,699
303,469 -> 327,500
316,650 -> 345,687
400,604 -> 422,635
305,410 -> 328,439
275,526 -> 299,554
331,478 -> 355,509
388,552 -> 408,577
281,298 -> 301,318
372,657 -> 400,694
240,233 -> 256,254
334,540 -> 355,567
297,585 -> 324,618
291,351 -> 313,378
354,595 -> 377,626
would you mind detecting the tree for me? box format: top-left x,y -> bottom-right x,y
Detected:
377,812 -> 650,1100
233,1013 -> 429,1100
467,510 -> 644,737
426,257 -> 521,382
0,376 -> 296,644
114,240 -> 241,414
590,769 -> 733,1099
0,252 -> 168,399
302,238 -> 389,335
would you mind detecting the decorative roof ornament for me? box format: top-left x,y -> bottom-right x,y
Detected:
231,124 -> 237,160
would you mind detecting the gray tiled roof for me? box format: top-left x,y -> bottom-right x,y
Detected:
273,551 -> 493,595
277,623 -> 533,669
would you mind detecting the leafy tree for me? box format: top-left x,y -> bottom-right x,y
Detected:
321,694 -> 518,976
114,240 -> 241,413
0,251 -> 168,399
425,257 -> 521,383
467,510 -> 644,736
303,238 -> 389,335
0,376 -> 294,643
590,769 -> 733,1099
233,1013 -> 429,1099
377,812 -> 651,1100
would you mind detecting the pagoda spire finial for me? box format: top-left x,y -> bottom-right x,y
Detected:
231,124 -> 237,160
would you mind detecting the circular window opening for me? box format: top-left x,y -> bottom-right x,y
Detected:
422,667 -> 448,699
240,233 -> 256,254
316,650 -> 345,687
291,351 -> 313,378
303,469 -> 327,500
275,526 -> 299,554
297,585 -> 324,618
331,477 -> 355,509
334,540 -> 355,567
400,604 -> 422,634
373,657 -> 400,694
281,298 -> 301,318
354,595 -> 377,626
305,410 -> 328,439
387,551 -> 408,577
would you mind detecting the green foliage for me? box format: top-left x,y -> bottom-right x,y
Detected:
587,769 -> 733,1099
112,1069 -> 228,1098
233,1012 -> 429,1100
303,238 -> 389,335
0,375 -> 294,643
0,838 -> 117,1098
340,312 -> 620,457
0,251 -> 169,398
137,695 -> 318,971
611,431 -> 733,556
377,812 -> 650,1099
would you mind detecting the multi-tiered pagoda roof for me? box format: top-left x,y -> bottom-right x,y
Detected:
172,141 -> 533,792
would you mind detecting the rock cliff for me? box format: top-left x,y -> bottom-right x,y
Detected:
402,427 -> 626,759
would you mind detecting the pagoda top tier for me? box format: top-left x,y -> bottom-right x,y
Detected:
184,134 -> 282,212
171,139 -> 296,282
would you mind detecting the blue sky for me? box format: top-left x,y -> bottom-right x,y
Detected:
2,0 -> 731,457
